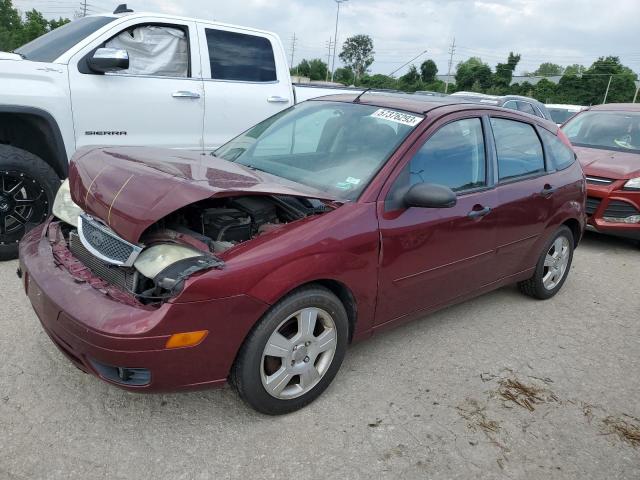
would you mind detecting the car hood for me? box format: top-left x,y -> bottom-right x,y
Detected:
69,147 -> 336,243
574,146 -> 640,179
0,51 -> 23,61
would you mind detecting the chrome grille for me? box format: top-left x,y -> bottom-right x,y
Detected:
586,176 -> 614,185
69,231 -> 137,292
78,214 -> 142,266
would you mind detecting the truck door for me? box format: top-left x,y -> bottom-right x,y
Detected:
197,24 -> 294,151
68,17 -> 204,151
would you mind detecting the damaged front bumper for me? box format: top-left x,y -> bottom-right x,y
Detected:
19,221 -> 270,392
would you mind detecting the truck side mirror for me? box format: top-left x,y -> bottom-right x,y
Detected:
88,48 -> 129,74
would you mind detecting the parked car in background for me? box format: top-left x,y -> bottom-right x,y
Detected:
0,6 -> 360,260
562,103 -> 640,242
451,92 -> 553,121
546,104 -> 586,126
20,93 -> 585,414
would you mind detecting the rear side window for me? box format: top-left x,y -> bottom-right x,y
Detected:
205,29 -> 277,82
517,101 -> 536,116
491,118 -> 545,181
539,129 -> 575,170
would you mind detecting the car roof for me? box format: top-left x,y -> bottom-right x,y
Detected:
308,92 -> 484,114
546,104 -> 584,111
307,93 -> 558,129
588,103 -> 640,112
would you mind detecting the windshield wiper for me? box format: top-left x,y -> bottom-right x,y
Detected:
10,51 -> 26,59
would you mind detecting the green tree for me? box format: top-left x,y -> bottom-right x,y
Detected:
333,66 -> 354,85
493,52 -> 521,89
339,34 -> 374,82
534,62 -> 563,77
0,0 -> 70,51
581,56 -> 637,104
420,59 -> 438,83
563,64 -> 585,76
454,57 -> 492,91
532,78 -> 558,103
307,58 -> 328,81
359,73 -> 397,89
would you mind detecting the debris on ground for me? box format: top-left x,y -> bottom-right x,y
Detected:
497,378 -> 558,411
601,415 -> 640,448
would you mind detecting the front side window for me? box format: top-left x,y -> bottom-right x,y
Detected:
104,25 -> 189,77
385,118 -> 486,209
15,16 -> 116,62
215,102 -> 422,200
562,111 -> 640,153
205,28 -> 276,82
539,129 -> 575,170
491,118 -> 545,181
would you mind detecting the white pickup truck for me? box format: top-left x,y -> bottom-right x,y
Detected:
0,5 -> 360,259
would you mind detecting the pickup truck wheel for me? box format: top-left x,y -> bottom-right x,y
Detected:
0,145 -> 60,260
231,285 -> 349,415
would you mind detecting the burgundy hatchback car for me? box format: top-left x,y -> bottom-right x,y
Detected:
19,94 -> 586,414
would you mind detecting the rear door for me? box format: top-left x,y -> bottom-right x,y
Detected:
198,24 -> 294,151
375,114 -> 498,327
488,116 -> 554,278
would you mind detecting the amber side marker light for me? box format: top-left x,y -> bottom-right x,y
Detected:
165,330 -> 208,349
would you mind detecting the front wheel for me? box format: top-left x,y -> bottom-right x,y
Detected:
518,225 -> 574,300
231,286 -> 349,415
0,145 -> 60,260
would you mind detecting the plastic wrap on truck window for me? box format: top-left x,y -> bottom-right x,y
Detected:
105,26 -> 188,77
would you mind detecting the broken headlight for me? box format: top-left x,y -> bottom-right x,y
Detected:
52,179 -> 83,227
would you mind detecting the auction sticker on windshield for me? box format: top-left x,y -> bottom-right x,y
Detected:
370,109 -> 423,127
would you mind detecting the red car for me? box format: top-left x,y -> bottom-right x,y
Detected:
19,94 -> 585,414
562,103 -> 640,242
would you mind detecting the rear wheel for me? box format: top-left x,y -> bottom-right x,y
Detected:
231,286 -> 349,415
0,145 -> 60,260
518,226 -> 574,300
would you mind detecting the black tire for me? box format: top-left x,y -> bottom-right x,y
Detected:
231,285 -> 349,415
0,145 -> 60,260
518,225 -> 574,300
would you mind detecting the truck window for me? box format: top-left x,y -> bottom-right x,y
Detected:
205,29 -> 277,82
104,25 -> 189,77
15,16 -> 116,62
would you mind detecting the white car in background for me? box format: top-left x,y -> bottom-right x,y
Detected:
546,104 -> 586,126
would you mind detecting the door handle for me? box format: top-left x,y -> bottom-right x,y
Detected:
267,96 -> 290,103
467,206 -> 492,219
172,91 -> 201,99
541,184 -> 557,197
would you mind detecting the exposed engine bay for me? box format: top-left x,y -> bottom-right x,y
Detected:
54,194 -> 332,305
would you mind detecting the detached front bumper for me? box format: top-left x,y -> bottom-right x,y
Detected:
585,181 -> 640,240
19,222 -> 269,392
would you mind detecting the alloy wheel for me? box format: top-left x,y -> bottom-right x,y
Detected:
0,171 -> 49,244
260,307 -> 338,399
542,236 -> 570,290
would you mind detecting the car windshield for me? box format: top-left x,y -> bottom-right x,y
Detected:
15,16 -> 116,62
215,101 -> 423,200
562,111 -> 640,153
549,108 -> 578,125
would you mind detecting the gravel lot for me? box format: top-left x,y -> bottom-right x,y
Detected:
1,232 -> 638,480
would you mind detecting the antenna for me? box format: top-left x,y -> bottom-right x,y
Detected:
113,4 -> 134,14
353,87 -> 372,103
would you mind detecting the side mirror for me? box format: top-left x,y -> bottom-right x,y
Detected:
88,48 -> 129,74
404,183 -> 457,209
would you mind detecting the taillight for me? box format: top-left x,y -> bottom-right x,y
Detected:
556,128 -> 573,149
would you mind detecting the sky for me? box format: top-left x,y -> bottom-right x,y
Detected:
13,0 -> 640,77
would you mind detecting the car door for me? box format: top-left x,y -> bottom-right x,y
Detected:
488,115 -> 554,279
198,24 -> 294,151
375,114 -> 498,327
68,17 -> 204,150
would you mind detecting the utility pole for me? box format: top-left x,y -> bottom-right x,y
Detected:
602,75 -> 613,104
289,33 -> 297,71
325,37 -> 334,82
80,0 -> 88,17
633,84 -> 639,103
331,0 -> 348,82
444,37 -> 456,93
